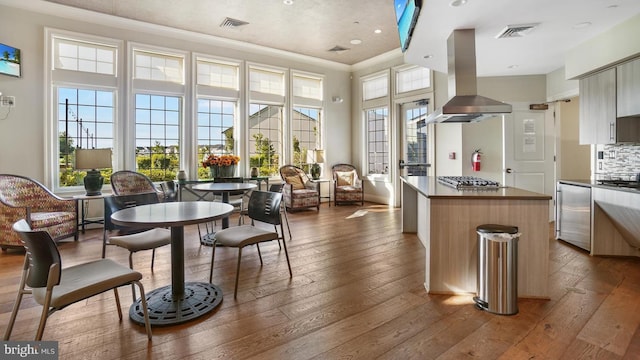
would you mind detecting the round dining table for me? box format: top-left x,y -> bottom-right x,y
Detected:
111,201 -> 234,326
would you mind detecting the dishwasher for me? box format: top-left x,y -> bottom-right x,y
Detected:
556,182 -> 592,251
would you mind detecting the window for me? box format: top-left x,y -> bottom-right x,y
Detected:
366,107 -> 389,175
396,66 -> 431,94
197,59 -> 239,90
197,99 -> 237,179
250,67 -> 285,96
134,94 -> 181,180
248,103 -> 282,177
58,87 -> 114,187
54,37 -> 116,75
293,75 -> 322,100
134,50 -> 183,83
363,74 -> 388,100
292,107 -> 320,169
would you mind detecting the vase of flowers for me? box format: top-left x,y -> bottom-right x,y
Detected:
202,154 -> 240,178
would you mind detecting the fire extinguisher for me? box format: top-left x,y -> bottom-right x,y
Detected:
472,149 -> 481,172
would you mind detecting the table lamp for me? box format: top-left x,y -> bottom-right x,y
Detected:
308,149 -> 324,180
76,148 -> 112,195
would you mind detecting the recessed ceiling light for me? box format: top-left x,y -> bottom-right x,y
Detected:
374,29 -> 382,34
283,0 -> 294,5
573,22 -> 592,29
350,39 -> 362,45
450,0 -> 468,7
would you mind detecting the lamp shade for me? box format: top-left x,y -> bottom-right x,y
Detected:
75,148 -> 112,196
76,148 -> 112,170
314,149 -> 325,164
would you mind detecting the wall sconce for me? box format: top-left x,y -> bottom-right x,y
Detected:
332,96 -> 343,103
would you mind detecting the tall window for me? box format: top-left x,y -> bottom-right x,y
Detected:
248,103 -> 282,177
197,99 -> 236,179
366,107 -> 389,175
363,72 -> 390,176
291,72 -> 323,170
396,66 -> 431,94
50,32 -> 119,190
248,65 -> 285,176
134,94 -> 181,180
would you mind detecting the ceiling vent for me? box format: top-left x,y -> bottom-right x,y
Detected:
220,17 -> 249,28
328,45 -> 350,54
495,23 -> 539,38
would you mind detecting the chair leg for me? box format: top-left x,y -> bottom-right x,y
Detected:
128,253 -> 137,302
4,257 -> 30,340
256,243 -> 263,265
209,240 -> 217,283
134,280 -> 153,340
35,289 -> 55,341
151,248 -> 156,270
233,248 -> 243,298
113,288 -> 123,320
280,224 -> 293,277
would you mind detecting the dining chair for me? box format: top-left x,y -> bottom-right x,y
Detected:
269,183 -> 291,239
4,219 -> 152,341
103,193 -> 171,301
209,191 -> 292,298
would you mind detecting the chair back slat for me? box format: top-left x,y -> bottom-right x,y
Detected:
13,219 -> 62,288
247,191 -> 282,225
103,193 -> 159,231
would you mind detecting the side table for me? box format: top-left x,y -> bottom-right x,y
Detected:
311,179 -> 331,206
73,193 -> 111,233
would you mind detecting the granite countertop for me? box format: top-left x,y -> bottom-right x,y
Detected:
401,176 -> 552,200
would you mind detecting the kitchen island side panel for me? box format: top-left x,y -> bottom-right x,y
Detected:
427,197 -> 550,299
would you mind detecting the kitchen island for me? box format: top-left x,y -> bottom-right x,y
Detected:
401,176 -> 552,299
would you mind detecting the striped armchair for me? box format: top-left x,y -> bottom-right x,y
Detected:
0,174 -> 77,250
279,165 -> 320,211
332,164 -> 364,206
110,170 -> 163,200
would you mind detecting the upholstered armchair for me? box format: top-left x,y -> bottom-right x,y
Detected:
110,170 -> 163,200
332,164 -> 364,206
0,174 -> 77,250
279,165 -> 320,211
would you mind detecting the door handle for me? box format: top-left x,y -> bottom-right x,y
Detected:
506,168 -> 513,174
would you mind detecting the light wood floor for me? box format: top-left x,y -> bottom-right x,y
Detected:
2,202 -> 640,359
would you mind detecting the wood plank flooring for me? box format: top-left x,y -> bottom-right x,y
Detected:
2,202 -> 640,359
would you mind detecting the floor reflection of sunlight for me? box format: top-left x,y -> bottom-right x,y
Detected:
346,210 -> 368,219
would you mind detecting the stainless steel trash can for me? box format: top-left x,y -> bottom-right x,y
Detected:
473,224 -> 520,315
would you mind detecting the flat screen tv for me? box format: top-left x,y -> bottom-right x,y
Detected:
0,42 -> 21,78
395,0 -> 422,53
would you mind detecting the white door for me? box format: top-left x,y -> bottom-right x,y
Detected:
400,100 -> 430,177
503,102 -> 555,220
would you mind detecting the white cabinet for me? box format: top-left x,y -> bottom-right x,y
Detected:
579,68 -> 616,144
617,58 -> 640,118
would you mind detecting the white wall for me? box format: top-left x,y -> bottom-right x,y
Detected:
566,13 -> 640,79
0,4 -> 352,189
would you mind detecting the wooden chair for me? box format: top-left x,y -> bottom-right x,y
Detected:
331,164 -> 364,206
210,191 -> 292,298
0,174 -> 77,250
4,219 -> 152,341
279,165 -> 320,211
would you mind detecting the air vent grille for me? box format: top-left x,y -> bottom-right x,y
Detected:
495,23 -> 539,38
220,17 -> 249,28
328,45 -> 350,53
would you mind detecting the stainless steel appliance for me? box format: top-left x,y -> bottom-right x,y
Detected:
597,178 -> 640,190
556,182 -> 591,251
437,176 -> 500,189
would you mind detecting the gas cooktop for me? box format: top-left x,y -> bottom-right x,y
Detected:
597,179 -> 640,189
437,176 -> 501,189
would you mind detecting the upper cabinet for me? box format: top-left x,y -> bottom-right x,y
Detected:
579,57 -> 640,144
617,58 -> 640,118
579,68 -> 616,144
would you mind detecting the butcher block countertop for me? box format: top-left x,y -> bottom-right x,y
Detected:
401,176 -> 552,200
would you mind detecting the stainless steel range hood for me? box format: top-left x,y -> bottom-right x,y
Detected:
426,29 -> 512,124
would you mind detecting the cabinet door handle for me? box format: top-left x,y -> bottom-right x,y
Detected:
610,122 -> 615,141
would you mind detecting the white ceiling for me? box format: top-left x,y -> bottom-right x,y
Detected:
9,0 -> 640,75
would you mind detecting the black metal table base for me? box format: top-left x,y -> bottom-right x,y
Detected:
129,282 -> 223,326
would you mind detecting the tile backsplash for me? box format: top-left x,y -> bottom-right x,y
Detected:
596,143 -> 640,180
